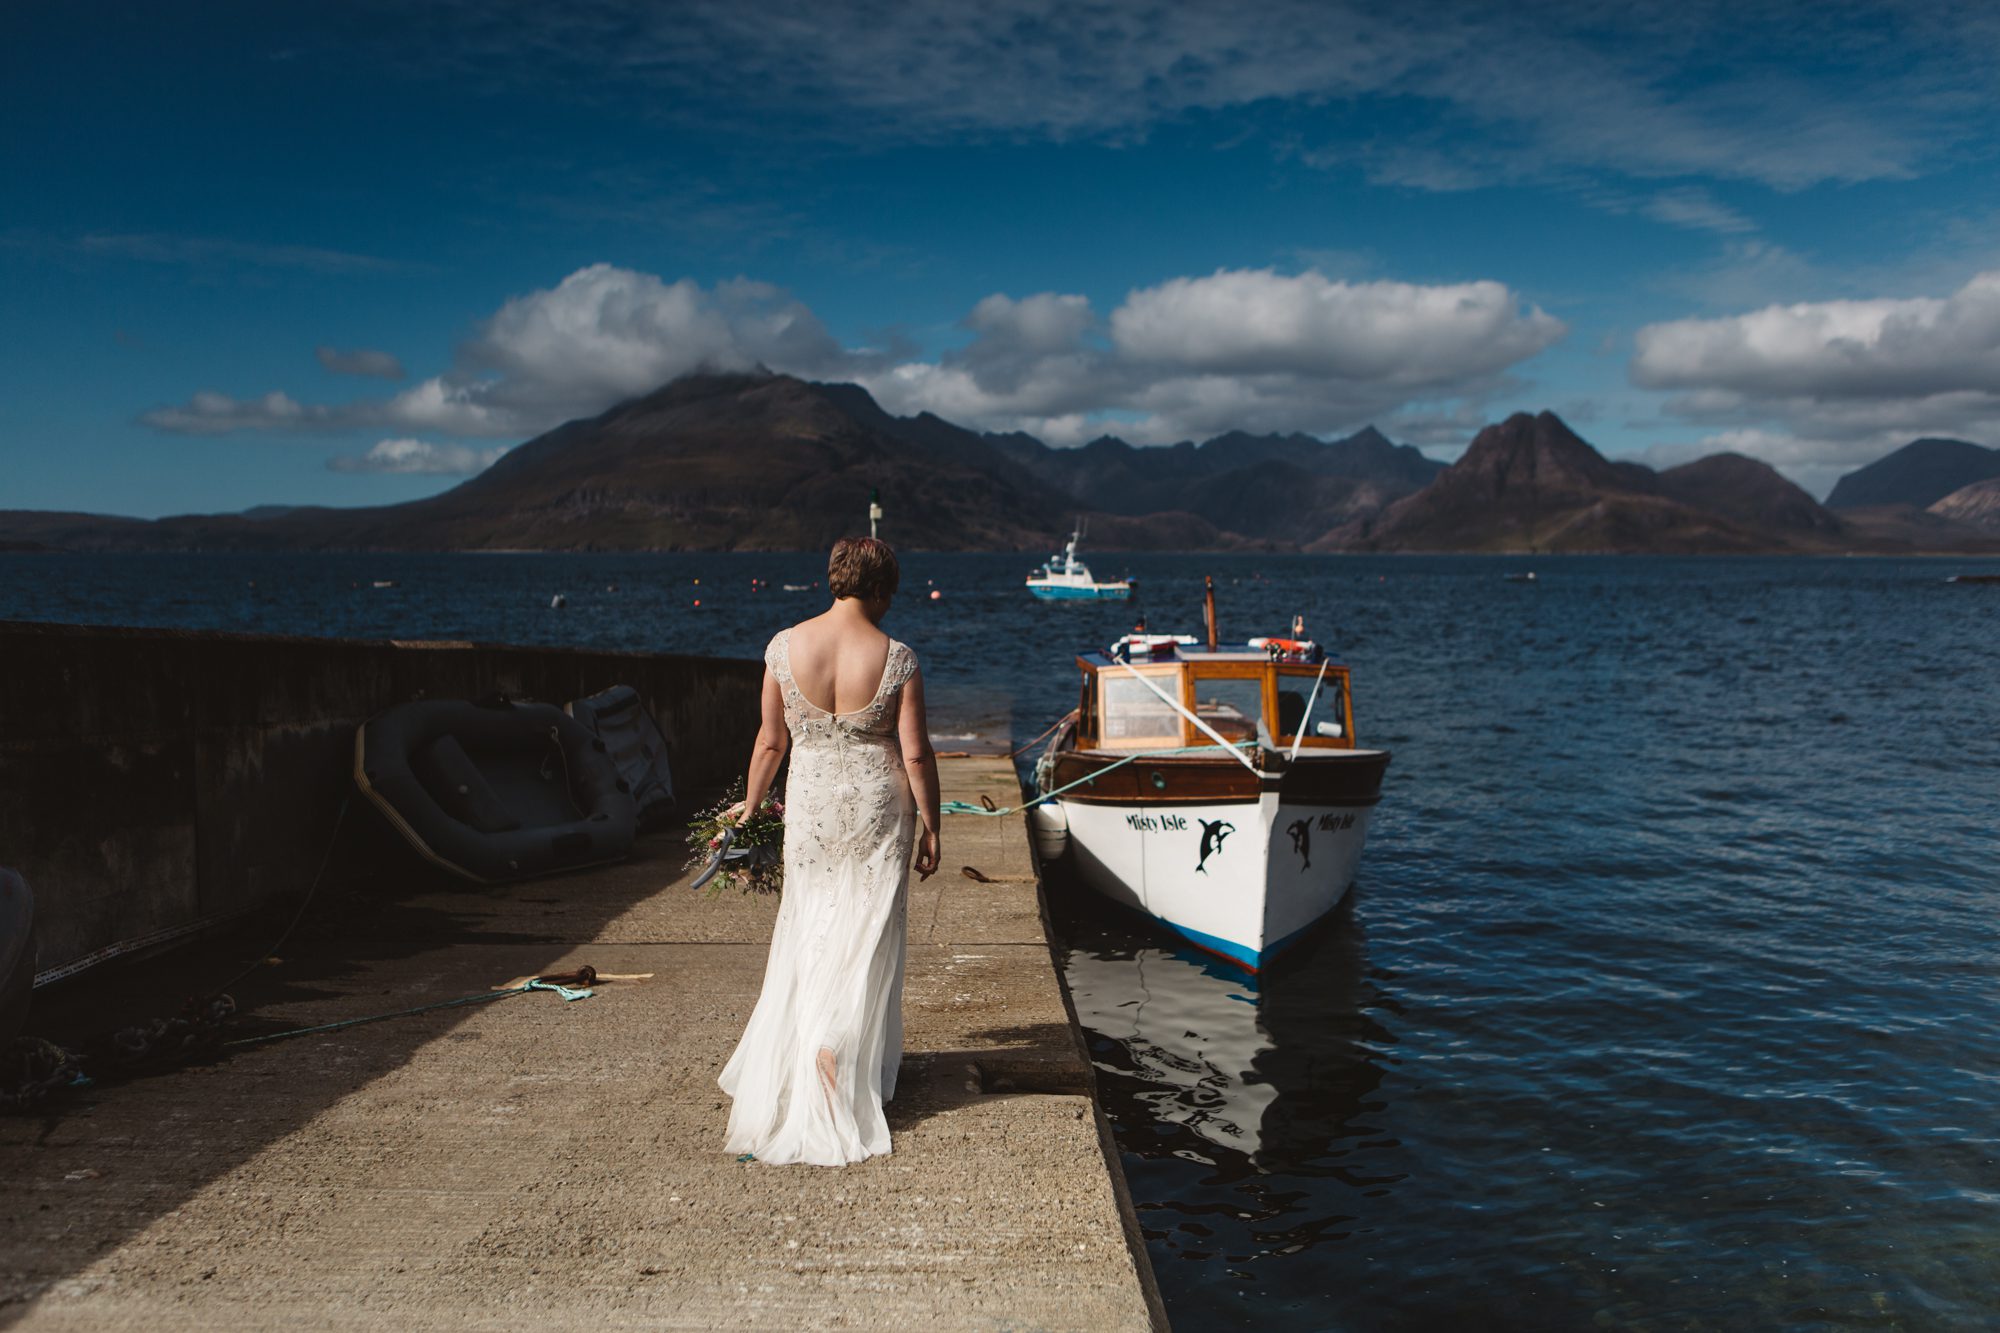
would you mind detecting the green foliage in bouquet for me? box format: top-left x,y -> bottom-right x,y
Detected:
685,782 -> 785,896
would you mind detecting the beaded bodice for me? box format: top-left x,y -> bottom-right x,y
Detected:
767,629 -> 915,748
766,629 -> 917,861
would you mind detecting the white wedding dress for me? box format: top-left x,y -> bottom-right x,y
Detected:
718,629 -> 919,1166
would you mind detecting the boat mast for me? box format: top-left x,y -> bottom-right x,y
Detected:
1204,575 -> 1218,650
869,488 -> 882,540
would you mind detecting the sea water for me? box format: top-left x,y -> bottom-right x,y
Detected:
5,550 -> 1998,1327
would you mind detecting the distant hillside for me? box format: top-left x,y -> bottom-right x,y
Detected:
991,425 -> 1442,544
1655,453 -> 1844,539
1825,438 -> 2000,509
1333,413 -> 1847,553
0,375 -> 1058,552
7,374 -> 2000,554
395,372 -> 1057,550
1928,475 -> 2000,532
0,374 -> 1437,553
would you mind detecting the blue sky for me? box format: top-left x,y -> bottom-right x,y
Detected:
6,0 -> 2000,515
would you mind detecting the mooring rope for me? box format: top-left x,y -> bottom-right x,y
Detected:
939,742 -> 1256,819
221,977 -> 594,1049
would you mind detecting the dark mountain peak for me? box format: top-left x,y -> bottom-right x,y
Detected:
1826,436 -> 2000,509
1199,429 -> 1319,453
601,367 -> 786,418
1077,435 -> 1138,457
1658,452 -> 1842,535
1451,410 -> 1637,498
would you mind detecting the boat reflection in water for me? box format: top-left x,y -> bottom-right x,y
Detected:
1053,875 -> 1404,1321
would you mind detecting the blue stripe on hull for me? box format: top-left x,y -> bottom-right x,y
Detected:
1160,909 -> 1342,973
1028,585 -> 1130,600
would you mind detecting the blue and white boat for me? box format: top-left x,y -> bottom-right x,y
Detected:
1026,526 -> 1131,600
1029,584 -> 1389,971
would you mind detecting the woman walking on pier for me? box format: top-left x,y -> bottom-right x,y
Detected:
718,537 -> 942,1166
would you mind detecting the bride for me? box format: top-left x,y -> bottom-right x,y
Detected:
717,537 -> 942,1166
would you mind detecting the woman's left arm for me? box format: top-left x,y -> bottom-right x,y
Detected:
734,666 -> 789,819
899,665 -> 941,880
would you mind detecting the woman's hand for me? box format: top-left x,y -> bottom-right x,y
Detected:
914,826 -> 941,881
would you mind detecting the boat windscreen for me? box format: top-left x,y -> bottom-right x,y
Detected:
1278,672 -> 1347,741
1191,676 -> 1263,743
1100,673 -> 1183,747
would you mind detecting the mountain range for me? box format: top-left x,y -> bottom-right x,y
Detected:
4,372 -> 1998,554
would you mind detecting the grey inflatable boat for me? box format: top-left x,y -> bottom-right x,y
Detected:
355,699 -> 637,884
1,868 -> 34,1041
565,684 -> 674,829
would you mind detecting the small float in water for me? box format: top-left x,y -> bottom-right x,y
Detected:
1027,524 -> 1132,600
1030,580 -> 1389,970
355,699 -> 636,883
550,593 -> 568,609
1947,573 -> 2000,584
1504,571 -> 1537,582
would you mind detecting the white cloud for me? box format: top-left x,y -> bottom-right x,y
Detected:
146,262 -> 1565,449
864,268 -> 1565,442
1633,272 -> 2000,401
1629,270 -> 2000,493
327,438 -> 511,475
1112,271 -> 1561,382
317,346 -> 406,379
143,264 -> 882,439
143,390 -> 332,434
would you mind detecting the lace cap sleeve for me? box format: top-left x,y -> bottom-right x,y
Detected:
886,640 -> 919,695
764,630 -> 791,684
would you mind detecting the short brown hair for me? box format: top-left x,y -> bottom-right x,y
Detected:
827,537 -> 900,601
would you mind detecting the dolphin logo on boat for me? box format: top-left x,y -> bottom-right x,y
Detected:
1286,818 -> 1311,869
1195,819 -> 1235,874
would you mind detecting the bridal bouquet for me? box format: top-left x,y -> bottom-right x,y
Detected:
685,785 -> 785,896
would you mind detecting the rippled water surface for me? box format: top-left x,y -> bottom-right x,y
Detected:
7,550 -> 1999,1328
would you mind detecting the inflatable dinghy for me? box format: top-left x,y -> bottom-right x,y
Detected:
565,684 -> 674,828
1,868 -> 35,1041
355,699 -> 637,884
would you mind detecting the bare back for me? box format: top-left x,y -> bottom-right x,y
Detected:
784,612 -> 893,716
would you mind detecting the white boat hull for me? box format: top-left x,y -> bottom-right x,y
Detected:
1056,792 -> 1374,969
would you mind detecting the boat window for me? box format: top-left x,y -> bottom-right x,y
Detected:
1190,676 -> 1264,744
1277,674 -> 1347,741
1099,672 -> 1183,748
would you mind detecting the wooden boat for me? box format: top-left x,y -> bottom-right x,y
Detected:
1030,581 -> 1389,970
1026,525 -> 1132,600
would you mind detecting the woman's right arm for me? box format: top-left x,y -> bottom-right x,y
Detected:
735,666 -> 789,819
899,666 -> 941,880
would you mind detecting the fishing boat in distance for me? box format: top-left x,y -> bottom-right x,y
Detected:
1026,524 -> 1131,600
1030,579 -> 1389,970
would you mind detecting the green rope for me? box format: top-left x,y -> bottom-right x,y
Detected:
941,743 -> 1252,819
222,978 -> 593,1049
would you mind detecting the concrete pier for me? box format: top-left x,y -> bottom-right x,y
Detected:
1,757 -> 1164,1330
